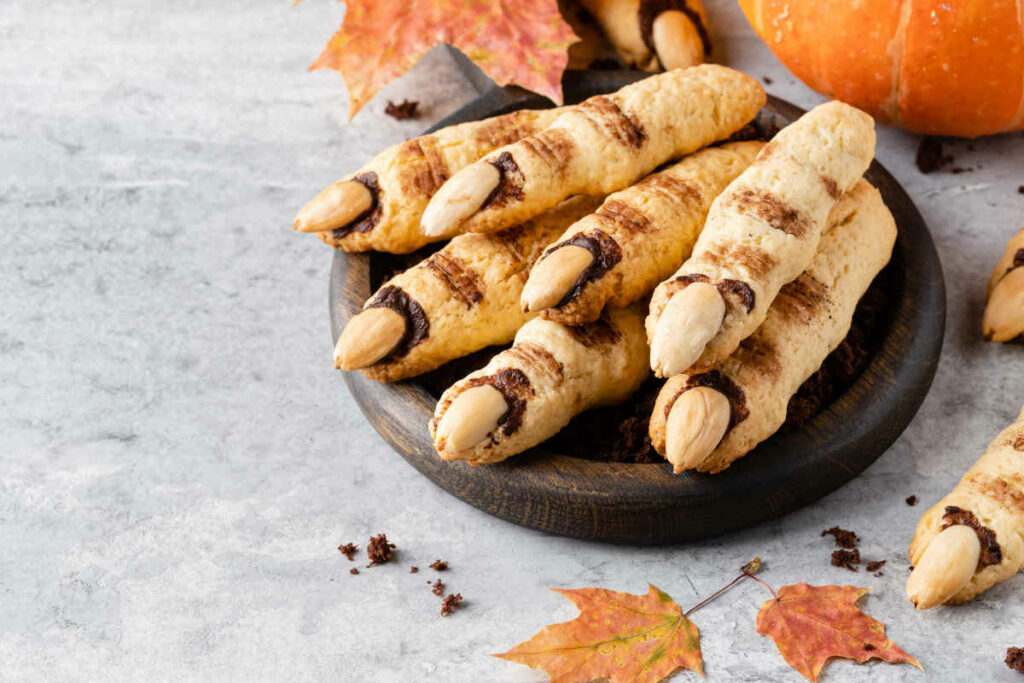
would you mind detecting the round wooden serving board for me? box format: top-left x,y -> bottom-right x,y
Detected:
329,71 -> 946,544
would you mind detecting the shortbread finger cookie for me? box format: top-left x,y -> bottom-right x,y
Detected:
646,100 -> 876,377
648,180 -> 895,473
420,65 -> 765,238
293,107 -> 562,254
336,197 -> 602,382
982,227 -> 1024,342
431,305 -> 649,464
579,0 -> 711,71
907,407 -> 1024,608
522,141 -> 763,325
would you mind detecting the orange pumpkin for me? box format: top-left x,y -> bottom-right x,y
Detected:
739,0 -> 1024,138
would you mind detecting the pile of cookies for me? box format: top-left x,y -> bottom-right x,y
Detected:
294,65 -> 897,474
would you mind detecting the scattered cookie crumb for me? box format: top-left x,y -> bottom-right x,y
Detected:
916,136 -> 953,174
350,568 -> 359,575
905,495 -> 918,506
431,579 -> 445,596
429,560 -> 449,571
763,76 -> 773,84
866,560 -> 886,575
366,533 -> 396,567
832,548 -> 861,571
822,526 -> 858,549
410,566 -> 419,574
1007,647 -> 1024,674
440,593 -> 464,616
385,99 -> 419,120
1018,185 -> 1024,195
338,543 -> 358,561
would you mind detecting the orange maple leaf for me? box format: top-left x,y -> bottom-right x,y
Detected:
494,584 -> 703,682
755,583 -> 922,682
309,0 -> 579,119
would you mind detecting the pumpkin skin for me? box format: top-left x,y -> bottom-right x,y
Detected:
739,0 -> 1024,138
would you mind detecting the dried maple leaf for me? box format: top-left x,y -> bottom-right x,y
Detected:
494,584 -> 703,682
310,0 -> 579,118
756,583 -> 921,682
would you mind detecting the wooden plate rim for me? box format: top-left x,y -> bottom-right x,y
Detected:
328,73 -> 946,543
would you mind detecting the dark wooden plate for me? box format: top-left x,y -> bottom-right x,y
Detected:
329,71 -> 945,544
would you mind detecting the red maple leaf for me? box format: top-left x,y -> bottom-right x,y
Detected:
756,583 -> 921,681
309,0 -> 579,118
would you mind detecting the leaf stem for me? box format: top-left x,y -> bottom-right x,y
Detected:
684,557 -> 774,617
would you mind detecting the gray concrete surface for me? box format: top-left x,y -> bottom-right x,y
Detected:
1,1 -> 1023,680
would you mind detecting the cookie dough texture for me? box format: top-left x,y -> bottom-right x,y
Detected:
431,305 -> 650,464
322,108 -> 562,253
646,100 -> 876,372
649,180 -> 896,473
578,0 -> 709,71
537,141 -> 763,325
435,65 -> 765,235
909,406 -> 1024,605
360,197 -> 602,382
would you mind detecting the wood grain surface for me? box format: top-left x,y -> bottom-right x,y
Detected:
328,72 -> 945,544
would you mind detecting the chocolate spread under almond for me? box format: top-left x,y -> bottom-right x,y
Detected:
551,230 -> 623,307
482,152 -> 525,210
672,370 -> 750,432
332,171 -> 382,239
365,285 -> 429,358
717,279 -> 756,314
941,506 -> 1002,570
637,0 -> 712,58
464,368 -> 533,439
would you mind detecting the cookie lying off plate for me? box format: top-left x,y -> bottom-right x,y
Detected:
907,407 -> 1024,609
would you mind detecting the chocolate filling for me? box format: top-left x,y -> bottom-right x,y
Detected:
941,506 -> 1002,570
550,230 -> 623,307
1013,249 -> 1024,270
331,172 -> 382,239
365,285 -> 429,359
637,0 -> 712,58
717,279 -> 756,314
482,152 -> 525,210
464,368 -> 533,439
667,370 -> 749,433
1014,435 -> 1024,452
671,274 -> 755,314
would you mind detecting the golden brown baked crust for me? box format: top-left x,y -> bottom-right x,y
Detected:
909,406 -> 1024,605
649,180 -> 896,473
320,108 -> 563,253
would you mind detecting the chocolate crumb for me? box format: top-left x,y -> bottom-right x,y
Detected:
916,136 -> 953,174
410,566 -> 418,574
1018,185 -> 1024,195
763,76 -> 773,84
866,560 -> 886,573
905,495 -> 918,506
338,543 -> 358,561
440,593 -> 463,616
431,579 -> 445,596
350,568 -> 359,575
864,644 -> 876,651
366,533 -> 396,566
832,548 -> 861,571
874,572 -> 884,577
822,526 -> 858,549
384,99 -> 419,120
1007,647 -> 1024,674
429,560 -> 449,571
